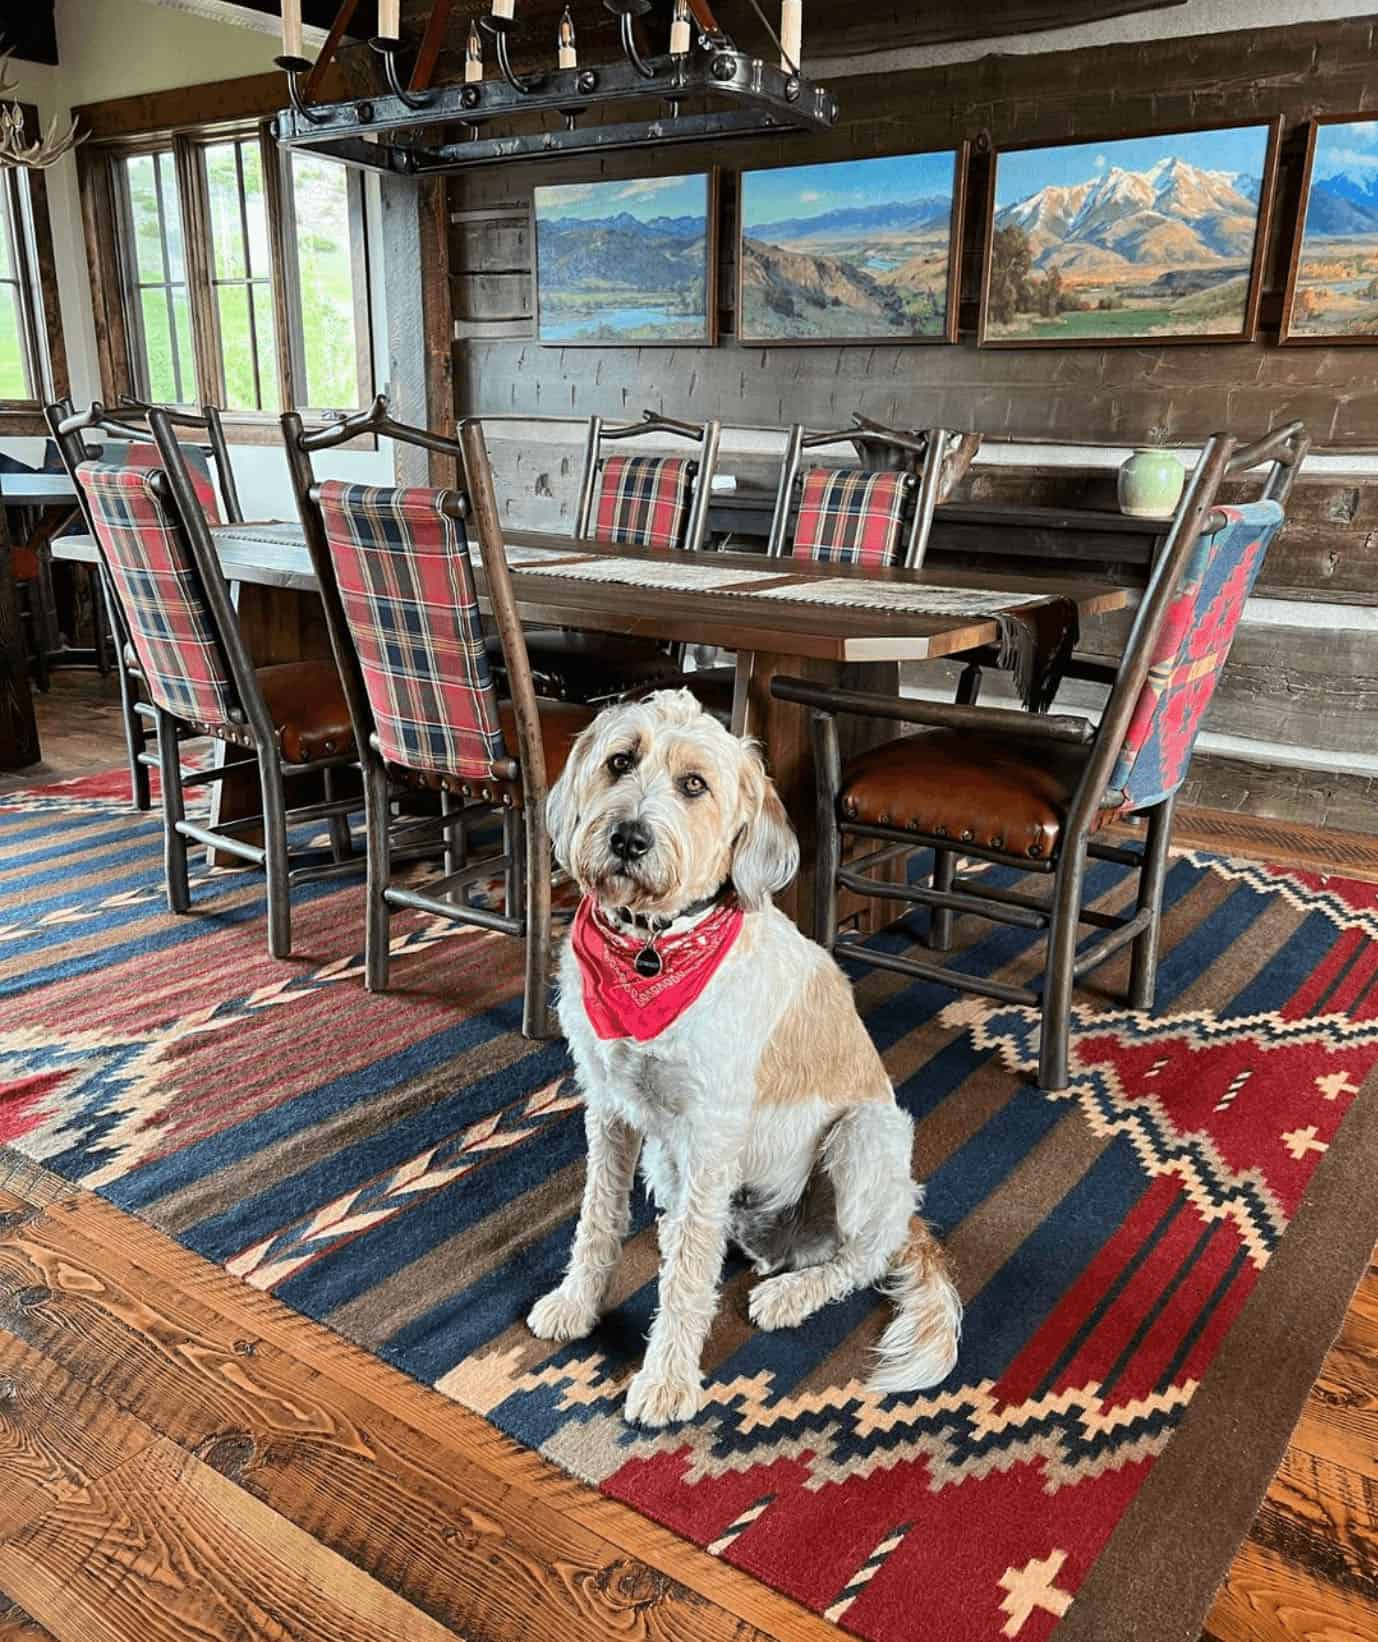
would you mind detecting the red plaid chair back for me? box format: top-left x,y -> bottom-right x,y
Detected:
791,467 -> 913,567
1108,499 -> 1284,812
76,461 -> 239,728
107,440 -> 223,524
593,454 -> 696,550
316,480 -> 507,780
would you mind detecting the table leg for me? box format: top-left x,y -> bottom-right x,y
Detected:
0,503 -> 40,772
734,651 -> 903,941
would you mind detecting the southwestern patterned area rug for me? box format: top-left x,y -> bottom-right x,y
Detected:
4,766 -> 1378,1642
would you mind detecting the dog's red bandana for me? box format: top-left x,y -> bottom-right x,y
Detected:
571,895 -> 745,1042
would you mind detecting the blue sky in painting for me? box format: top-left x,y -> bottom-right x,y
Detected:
535,174 -> 707,223
1312,118 -> 1378,180
742,152 -> 956,227
993,126 -> 1272,205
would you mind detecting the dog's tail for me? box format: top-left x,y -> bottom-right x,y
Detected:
867,1219 -> 962,1394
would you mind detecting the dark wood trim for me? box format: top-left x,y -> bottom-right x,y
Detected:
304,0 -> 363,103
421,176 -> 457,484
977,114 -> 1284,350
261,121 -> 301,415
75,146 -> 130,404
409,0 -> 455,93
72,68 -> 348,144
735,143 -> 969,348
1277,112 -> 1378,347
535,168 -> 719,349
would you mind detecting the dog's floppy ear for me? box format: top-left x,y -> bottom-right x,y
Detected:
730,744 -> 799,911
546,724 -> 594,870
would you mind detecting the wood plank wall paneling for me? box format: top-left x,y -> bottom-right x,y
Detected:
445,14 -> 1378,778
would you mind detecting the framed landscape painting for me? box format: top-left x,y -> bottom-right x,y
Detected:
1281,116 -> 1378,344
533,172 -> 717,347
736,147 -> 967,345
980,119 -> 1281,347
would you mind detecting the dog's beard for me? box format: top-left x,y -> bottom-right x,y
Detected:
569,806 -> 691,916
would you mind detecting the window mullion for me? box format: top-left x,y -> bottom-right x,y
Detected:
174,133 -> 221,409
110,155 -> 152,400
260,121 -> 298,413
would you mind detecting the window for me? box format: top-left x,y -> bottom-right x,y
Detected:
0,111 -> 65,425
106,122 -> 373,426
118,150 -> 196,404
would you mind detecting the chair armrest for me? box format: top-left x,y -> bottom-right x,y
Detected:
769,676 -> 1095,746
1059,655 -> 1118,687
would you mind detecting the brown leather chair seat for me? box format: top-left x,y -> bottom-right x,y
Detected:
486,628 -> 686,704
498,697 -> 594,781
256,659 -> 355,764
838,728 -> 1099,866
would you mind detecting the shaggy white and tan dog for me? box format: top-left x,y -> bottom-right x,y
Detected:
528,688 -> 961,1427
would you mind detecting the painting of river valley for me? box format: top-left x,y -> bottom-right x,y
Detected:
738,150 -> 964,344
534,173 -> 715,346
982,123 -> 1278,346
1283,118 -> 1378,343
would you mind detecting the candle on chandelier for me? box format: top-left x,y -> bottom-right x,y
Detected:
465,18 -> 484,80
670,0 -> 691,56
492,0 -> 515,20
558,6 -> 577,68
379,0 -> 400,38
780,0 -> 801,70
281,0 -> 304,59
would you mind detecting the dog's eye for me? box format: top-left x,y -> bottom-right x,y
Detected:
607,750 -> 635,778
679,773 -> 708,797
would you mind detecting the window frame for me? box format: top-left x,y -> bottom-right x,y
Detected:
92,115 -> 376,444
0,103 -> 69,433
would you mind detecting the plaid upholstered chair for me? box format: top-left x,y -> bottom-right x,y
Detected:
772,421 -> 1307,1091
281,401 -> 593,1038
487,409 -> 723,708
74,407 -> 357,960
766,419 -> 962,570
47,397 -> 244,811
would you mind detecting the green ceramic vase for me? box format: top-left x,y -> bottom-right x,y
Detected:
1118,448 -> 1185,520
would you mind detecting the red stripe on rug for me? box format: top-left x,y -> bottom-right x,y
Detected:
994,1175 -> 1177,1408
1054,1189 -> 1211,1398
1104,1214 -> 1243,1407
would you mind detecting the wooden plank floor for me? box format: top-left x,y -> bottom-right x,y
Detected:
2,676 -> 1377,1640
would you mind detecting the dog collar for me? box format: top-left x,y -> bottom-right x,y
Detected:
612,878 -> 733,964
571,893 -> 744,1042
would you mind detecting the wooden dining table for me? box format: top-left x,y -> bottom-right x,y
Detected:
53,521 -> 1130,934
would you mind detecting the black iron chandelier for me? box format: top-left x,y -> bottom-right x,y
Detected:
274,0 -> 838,174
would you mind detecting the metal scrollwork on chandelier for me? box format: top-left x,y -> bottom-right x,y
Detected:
273,0 -> 837,175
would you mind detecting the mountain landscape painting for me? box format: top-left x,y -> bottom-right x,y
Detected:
982,124 -> 1277,345
1283,118 -> 1378,341
534,173 -> 715,346
737,150 -> 963,344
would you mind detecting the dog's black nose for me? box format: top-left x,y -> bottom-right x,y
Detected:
609,819 -> 653,862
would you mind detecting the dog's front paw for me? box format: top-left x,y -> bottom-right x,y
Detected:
527,1286 -> 599,1341
624,1363 -> 703,1427
748,1269 -> 822,1332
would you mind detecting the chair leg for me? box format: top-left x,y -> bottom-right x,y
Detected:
323,767 -> 352,862
155,707 -> 190,915
521,798 -> 556,1040
930,848 -> 955,951
363,754 -> 392,992
955,662 -> 982,707
258,745 -> 292,960
89,566 -> 112,677
1128,795 -> 1177,1012
1039,839 -> 1087,1092
810,709 -> 842,949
